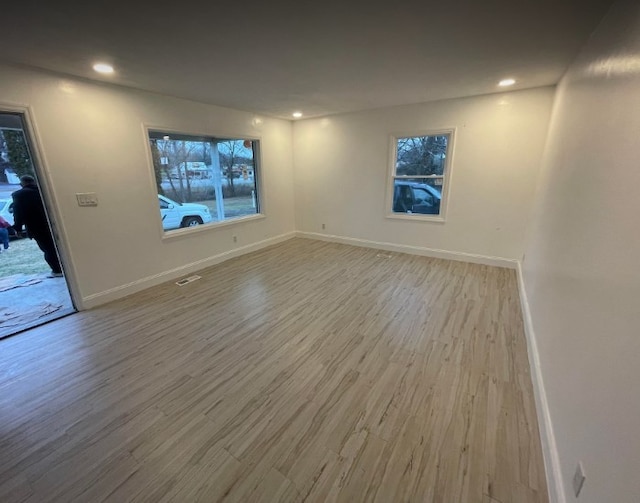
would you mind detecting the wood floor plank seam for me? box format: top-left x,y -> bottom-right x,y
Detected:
0,238 -> 548,503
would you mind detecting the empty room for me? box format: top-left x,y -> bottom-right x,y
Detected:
0,1 -> 638,502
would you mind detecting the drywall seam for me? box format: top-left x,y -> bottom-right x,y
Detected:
296,231 -> 518,269
81,231 -> 296,309
516,261 -> 566,503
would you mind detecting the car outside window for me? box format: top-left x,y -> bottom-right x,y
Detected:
388,131 -> 454,219
412,187 -> 434,206
148,130 -> 261,233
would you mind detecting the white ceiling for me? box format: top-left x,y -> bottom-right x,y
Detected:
0,0 -> 614,120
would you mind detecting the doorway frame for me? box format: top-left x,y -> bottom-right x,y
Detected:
1,101 -> 81,311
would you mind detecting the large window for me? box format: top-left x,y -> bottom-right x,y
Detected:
389,131 -> 453,219
148,131 -> 260,233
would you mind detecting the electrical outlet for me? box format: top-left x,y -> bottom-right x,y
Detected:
233,235 -> 237,243
573,462 -> 586,497
322,223 -> 326,230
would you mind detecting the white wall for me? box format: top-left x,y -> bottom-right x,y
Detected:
293,88 -> 554,263
0,64 -> 295,308
522,2 -> 640,502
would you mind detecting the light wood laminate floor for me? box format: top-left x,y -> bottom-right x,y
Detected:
0,238 -> 548,503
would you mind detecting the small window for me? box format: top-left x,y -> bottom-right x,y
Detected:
148,131 -> 261,233
389,132 -> 453,219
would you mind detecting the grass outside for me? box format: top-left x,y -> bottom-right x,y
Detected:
0,237 -> 49,276
201,195 -> 257,220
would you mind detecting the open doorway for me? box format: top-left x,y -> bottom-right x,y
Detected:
0,111 -> 75,339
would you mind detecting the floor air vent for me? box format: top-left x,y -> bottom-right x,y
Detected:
176,275 -> 202,286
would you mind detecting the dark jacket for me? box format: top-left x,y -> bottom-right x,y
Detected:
12,184 -> 50,238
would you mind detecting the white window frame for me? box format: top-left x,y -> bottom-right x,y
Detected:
143,125 -> 265,240
385,128 -> 455,223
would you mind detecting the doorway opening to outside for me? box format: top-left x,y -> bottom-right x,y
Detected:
0,111 -> 75,339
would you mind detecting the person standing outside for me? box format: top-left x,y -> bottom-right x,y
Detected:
0,215 -> 10,252
12,175 -> 63,277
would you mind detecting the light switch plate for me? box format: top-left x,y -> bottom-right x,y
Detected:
76,192 -> 98,207
573,462 -> 586,497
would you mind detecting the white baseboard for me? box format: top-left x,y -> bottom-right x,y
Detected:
296,231 -> 518,269
516,261 -> 565,503
80,231 -> 296,309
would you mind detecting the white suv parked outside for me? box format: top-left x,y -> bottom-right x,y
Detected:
158,194 -> 212,230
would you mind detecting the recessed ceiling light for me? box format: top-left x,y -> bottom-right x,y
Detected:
498,78 -> 516,87
292,111 -> 303,118
93,63 -> 114,74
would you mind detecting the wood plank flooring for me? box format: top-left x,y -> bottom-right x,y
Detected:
0,238 -> 548,502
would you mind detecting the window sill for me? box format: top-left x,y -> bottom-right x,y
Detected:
385,213 -> 446,223
161,213 -> 266,241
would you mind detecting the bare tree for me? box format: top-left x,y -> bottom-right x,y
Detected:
155,139 -> 200,201
218,140 -> 242,196
396,135 -> 448,176
149,139 -> 165,195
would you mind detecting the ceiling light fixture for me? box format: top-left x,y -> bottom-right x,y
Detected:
498,78 -> 516,87
292,111 -> 303,118
93,63 -> 114,74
